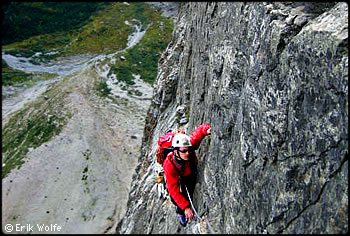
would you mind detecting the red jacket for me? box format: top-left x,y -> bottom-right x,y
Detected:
163,123 -> 211,210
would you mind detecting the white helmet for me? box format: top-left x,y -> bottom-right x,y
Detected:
172,133 -> 192,148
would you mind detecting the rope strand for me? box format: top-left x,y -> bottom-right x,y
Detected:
185,185 -> 216,234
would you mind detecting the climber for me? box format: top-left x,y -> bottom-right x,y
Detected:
163,123 -> 211,227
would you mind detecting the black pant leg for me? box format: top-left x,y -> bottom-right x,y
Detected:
164,173 -> 197,215
164,176 -> 185,214
181,174 -> 197,200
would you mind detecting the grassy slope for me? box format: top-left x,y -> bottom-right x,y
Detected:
109,3 -> 173,85
2,2 -> 110,46
2,59 -> 57,89
2,2 -> 173,178
2,3 -> 131,61
2,75 -> 73,178
2,2 -> 173,85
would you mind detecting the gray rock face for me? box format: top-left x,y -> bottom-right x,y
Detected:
147,2 -> 179,21
116,2 -> 348,234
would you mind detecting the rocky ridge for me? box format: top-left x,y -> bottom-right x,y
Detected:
117,2 -> 348,234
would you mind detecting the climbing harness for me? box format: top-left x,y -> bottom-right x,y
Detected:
185,185 -> 216,234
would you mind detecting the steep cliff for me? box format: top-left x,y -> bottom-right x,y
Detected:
116,2 -> 348,234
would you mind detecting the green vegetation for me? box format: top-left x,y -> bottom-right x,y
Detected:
2,59 -> 57,87
81,152 -> 91,194
2,59 -> 33,85
2,108 -> 68,178
82,149 -> 92,160
2,2 -> 122,61
82,165 -> 88,181
109,3 -> 174,85
96,80 -> 111,97
2,2 -> 110,45
3,2 -> 174,85
128,88 -> 143,97
82,213 -> 89,221
1,3 -> 174,178
2,2 -> 168,63
2,79 -> 72,179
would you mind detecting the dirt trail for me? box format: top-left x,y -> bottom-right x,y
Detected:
2,62 -> 150,233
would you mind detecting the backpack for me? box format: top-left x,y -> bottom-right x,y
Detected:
156,129 -> 185,166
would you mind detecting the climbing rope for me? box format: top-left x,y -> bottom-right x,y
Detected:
185,185 -> 216,234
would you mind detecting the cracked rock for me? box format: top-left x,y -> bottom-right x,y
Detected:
117,2 -> 347,234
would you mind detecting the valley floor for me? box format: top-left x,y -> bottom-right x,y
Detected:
2,58 -> 151,233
